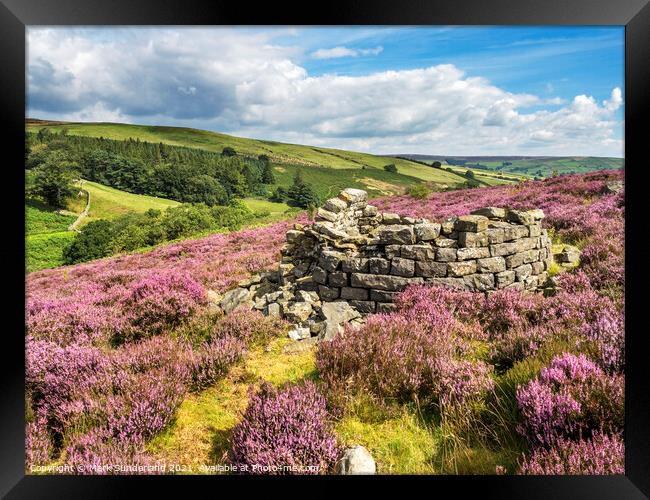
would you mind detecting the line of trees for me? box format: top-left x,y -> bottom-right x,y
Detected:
26,130 -> 277,206
63,202 -> 256,265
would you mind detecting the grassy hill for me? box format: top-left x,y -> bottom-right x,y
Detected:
394,154 -> 623,178
26,120 -> 478,191
72,180 -> 181,226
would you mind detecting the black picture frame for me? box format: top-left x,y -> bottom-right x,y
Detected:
2,0 -> 648,497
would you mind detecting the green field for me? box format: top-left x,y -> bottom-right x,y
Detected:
25,200 -> 78,272
77,180 -> 181,225
397,154 -> 623,178
442,165 -> 529,186
26,120 -> 479,189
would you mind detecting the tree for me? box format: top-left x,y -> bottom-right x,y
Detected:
464,170 -> 475,179
222,146 -> 236,157
287,170 -> 319,209
383,164 -> 398,173
27,151 -> 79,208
184,175 -> 229,206
431,161 -> 442,169
63,220 -> 114,264
270,186 -> 288,202
260,157 -> 275,184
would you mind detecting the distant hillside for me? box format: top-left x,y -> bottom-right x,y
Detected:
25,119 -> 487,194
391,154 -> 623,178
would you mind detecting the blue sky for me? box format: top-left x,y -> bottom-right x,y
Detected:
27,26 -> 624,156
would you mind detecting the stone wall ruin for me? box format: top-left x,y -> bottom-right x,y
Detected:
220,188 -> 553,341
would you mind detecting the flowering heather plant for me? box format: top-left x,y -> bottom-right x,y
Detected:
107,369 -> 189,443
117,272 -> 207,343
317,308 -> 493,410
516,353 -> 623,447
26,338 -> 115,437
26,416 -> 52,468
64,427 -> 161,475
518,432 -> 624,475
229,381 -> 340,474
210,306 -> 288,345
188,336 -> 245,391
542,288 -> 624,373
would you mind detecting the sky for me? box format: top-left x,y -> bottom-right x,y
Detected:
27,26 -> 624,157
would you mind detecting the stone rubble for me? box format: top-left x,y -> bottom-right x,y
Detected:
217,188 -> 554,342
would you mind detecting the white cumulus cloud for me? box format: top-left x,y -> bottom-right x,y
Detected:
311,45 -> 383,59
27,28 -> 623,156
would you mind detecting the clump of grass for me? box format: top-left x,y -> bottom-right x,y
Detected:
334,392 -> 440,474
147,337 -> 317,472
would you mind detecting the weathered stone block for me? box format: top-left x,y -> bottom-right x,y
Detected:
401,244 -> 435,260
447,260 -> 478,277
384,245 -> 401,259
514,264 -> 533,281
490,242 -> 517,257
463,273 -> 495,292
527,224 -> 542,237
514,237 -> 538,252
368,258 -> 391,274
457,247 -> 491,260
556,245 -> 580,263
319,250 -> 346,272
338,188 -> 368,204
524,249 -> 540,264
455,214 -> 489,232
505,282 -> 524,291
284,302 -> 313,323
401,216 -> 416,224
471,207 -> 507,219
341,287 -> 369,301
495,270 -> 516,288
524,275 -> 539,290
329,271 -> 349,287
391,257 -> 415,277
527,209 -> 545,220
377,303 -> 398,313
350,273 -> 423,291
487,228 -> 505,244
506,209 -> 535,225
266,302 -> 282,317
376,225 -> 415,245
318,285 -> 340,301
434,237 -> 457,248
286,230 -> 305,244
363,205 -> 378,217
341,257 -> 369,273
441,218 -> 457,235
370,290 -> 397,302
323,197 -> 348,213
477,256 -> 506,273
316,208 -> 339,223
458,231 -> 489,248
427,277 -> 467,290
349,300 -> 376,314
381,213 -> 402,224
436,248 -> 458,262
312,266 -> 328,285
531,260 -> 544,275
415,261 -> 447,278
414,223 -> 441,241
505,251 -> 527,269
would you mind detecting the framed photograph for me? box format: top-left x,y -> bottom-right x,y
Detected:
2,0 -> 648,496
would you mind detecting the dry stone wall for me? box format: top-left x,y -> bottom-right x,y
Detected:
280,188 -> 551,307
219,188 -> 553,341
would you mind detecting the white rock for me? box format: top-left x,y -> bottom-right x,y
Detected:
336,446 -> 376,475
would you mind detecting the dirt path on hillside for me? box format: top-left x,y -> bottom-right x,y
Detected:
68,187 -> 90,232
